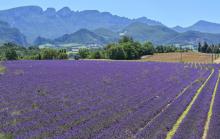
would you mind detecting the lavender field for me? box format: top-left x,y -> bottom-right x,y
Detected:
0,60 -> 220,139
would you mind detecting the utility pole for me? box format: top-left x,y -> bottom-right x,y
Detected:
211,46 -> 214,64
212,53 -> 213,64
180,45 -> 183,62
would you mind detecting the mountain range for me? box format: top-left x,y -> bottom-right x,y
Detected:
34,23 -> 220,46
0,6 -> 162,43
1,6 -> 220,46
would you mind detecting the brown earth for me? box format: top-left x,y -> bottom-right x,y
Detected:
141,52 -> 219,63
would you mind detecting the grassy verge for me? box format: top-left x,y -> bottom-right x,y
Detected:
0,64 -> 6,74
0,133 -> 13,139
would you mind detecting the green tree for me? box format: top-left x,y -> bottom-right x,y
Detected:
40,48 -> 58,60
58,49 -> 68,59
92,51 -> 102,59
198,42 -> 202,52
202,42 -> 209,53
155,45 -> 164,53
78,48 -> 90,59
142,42 -> 154,55
5,48 -> 18,60
108,46 -> 127,60
122,43 -> 139,59
58,53 -> 68,59
119,36 -> 133,44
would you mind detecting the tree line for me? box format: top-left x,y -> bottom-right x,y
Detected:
198,42 -> 220,53
0,37 -> 191,61
78,36 -> 190,60
0,43 -> 68,60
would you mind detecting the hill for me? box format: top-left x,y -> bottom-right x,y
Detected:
0,21 -> 27,46
173,20 -> 220,34
33,36 -> 53,46
121,22 -> 178,44
167,31 -> 220,45
54,29 -> 107,45
172,26 -> 186,33
93,28 -> 119,42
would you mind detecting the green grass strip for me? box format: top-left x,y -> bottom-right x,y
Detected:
0,133 -> 13,139
202,70 -> 220,139
166,69 -> 214,139
0,65 -> 6,74
0,134 -> 4,139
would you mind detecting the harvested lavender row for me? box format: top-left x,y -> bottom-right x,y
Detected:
0,61 -> 208,138
173,70 -> 219,139
135,70 -> 210,139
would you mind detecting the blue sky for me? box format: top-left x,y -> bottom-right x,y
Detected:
0,0 -> 219,27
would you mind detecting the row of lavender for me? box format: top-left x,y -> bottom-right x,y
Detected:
0,60 -> 210,138
136,64 -> 220,139
140,64 -> 220,139
135,70 -> 211,139
172,69 -> 218,139
208,68 -> 220,139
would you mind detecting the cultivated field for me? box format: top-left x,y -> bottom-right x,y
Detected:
0,61 -> 220,139
142,52 -> 219,63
